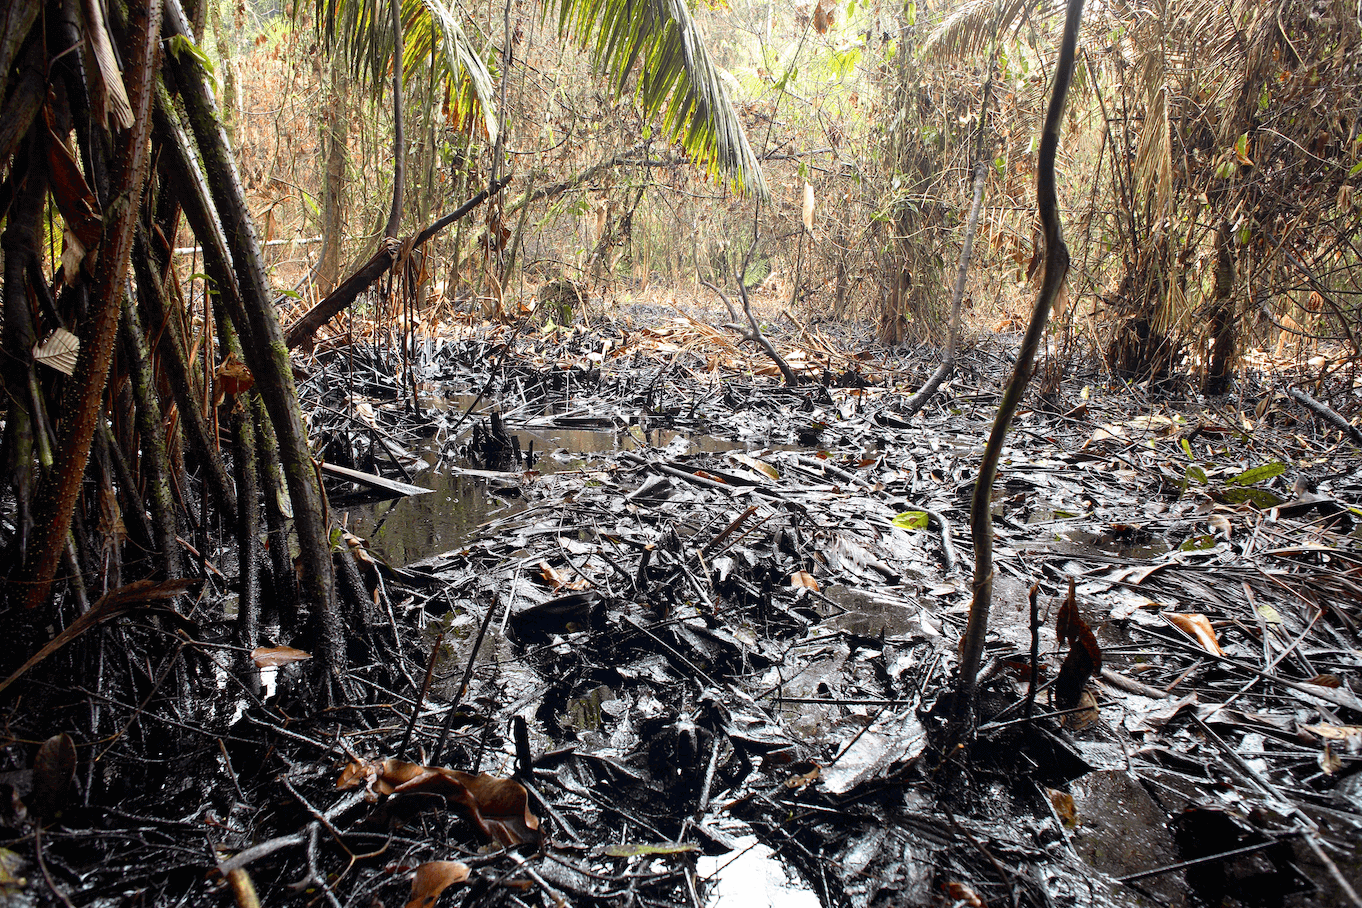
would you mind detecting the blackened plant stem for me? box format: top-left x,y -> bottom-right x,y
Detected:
952,0 -> 1085,738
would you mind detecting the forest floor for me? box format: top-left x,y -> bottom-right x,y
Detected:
3,302 -> 1361,908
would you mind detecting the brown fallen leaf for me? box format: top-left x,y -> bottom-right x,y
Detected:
215,353 -> 254,399
1046,787 -> 1079,828
535,561 -> 589,592
337,759 -> 541,847
250,645 -> 312,668
405,860 -> 470,908
30,733 -> 76,821
1054,579 -> 1103,711
790,570 -> 819,591
1165,613 -> 1225,656
943,881 -> 985,907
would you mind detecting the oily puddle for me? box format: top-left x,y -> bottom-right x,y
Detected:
338,422 -> 767,566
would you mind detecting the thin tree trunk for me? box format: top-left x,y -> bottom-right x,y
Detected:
132,230 -> 238,525
900,158 -> 987,418
384,0 -> 404,240
160,0 -> 345,693
209,0 -> 237,145
251,392 -> 297,631
119,296 -> 181,578
218,318 -> 261,657
1202,220 -> 1236,394
16,0 -> 163,611
954,0 -> 1084,736
0,138 -> 45,567
315,52 -> 347,295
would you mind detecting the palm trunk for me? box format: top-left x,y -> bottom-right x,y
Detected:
16,0 -> 163,611
159,1 -> 345,692
132,230 -> 238,524
0,139 -> 45,567
118,296 -> 181,578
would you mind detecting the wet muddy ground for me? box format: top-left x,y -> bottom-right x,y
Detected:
3,311 -> 1360,907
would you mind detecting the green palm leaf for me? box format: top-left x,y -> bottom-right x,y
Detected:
551,0 -> 768,198
308,0 -> 498,142
308,0 -> 765,197
405,0 -> 498,142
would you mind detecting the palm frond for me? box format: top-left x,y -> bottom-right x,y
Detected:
921,0 -> 1030,63
306,0 -> 498,142
551,0 -> 768,199
405,0 -> 498,142
1133,83 -> 1172,232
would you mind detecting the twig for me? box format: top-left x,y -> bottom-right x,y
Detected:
216,832 -> 308,875
1130,625 -> 1362,712
925,508 -> 958,574
1116,835 -> 1298,884
430,592 -> 499,764
294,823 -> 342,908
1024,583 -> 1041,721
398,622 -> 447,760
35,828 -> 76,908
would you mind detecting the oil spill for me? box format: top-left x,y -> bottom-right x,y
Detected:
342,423 -> 761,566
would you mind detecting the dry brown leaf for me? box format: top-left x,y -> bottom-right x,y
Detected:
1303,724 -> 1362,741
537,562 -> 570,590
1055,579 -> 1102,711
728,453 -> 779,480
30,733 -> 76,820
250,645 -> 312,668
337,759 -> 541,847
790,570 -> 819,591
1320,743 -> 1343,775
1165,613 -> 1225,656
943,881 -> 985,907
1046,787 -> 1079,828
215,353 -> 254,398
405,860 -> 470,908
34,329 -> 80,376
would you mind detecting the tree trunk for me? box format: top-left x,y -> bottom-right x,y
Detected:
0,138 -> 45,567
209,0 -> 237,145
384,0 -> 404,240
315,52 -> 347,295
1202,220 -> 1237,394
160,0 -> 345,693
16,0 -> 163,611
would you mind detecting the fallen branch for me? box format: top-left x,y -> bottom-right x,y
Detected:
1288,387 -> 1362,447
701,279 -> 799,386
284,176 -> 511,350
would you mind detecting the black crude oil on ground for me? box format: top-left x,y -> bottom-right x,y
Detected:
2,311 -> 1360,908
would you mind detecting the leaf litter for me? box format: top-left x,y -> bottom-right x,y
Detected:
3,312 -> 1360,907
